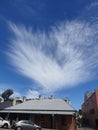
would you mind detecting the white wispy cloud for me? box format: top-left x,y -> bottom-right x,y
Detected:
0,84 -> 14,95
87,1 -> 98,9
26,90 -> 40,99
7,19 -> 98,94
11,91 -> 21,98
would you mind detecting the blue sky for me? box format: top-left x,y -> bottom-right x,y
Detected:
0,0 -> 98,110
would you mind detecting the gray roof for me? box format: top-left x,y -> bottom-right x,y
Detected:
0,100 -> 12,109
1,98 -> 76,115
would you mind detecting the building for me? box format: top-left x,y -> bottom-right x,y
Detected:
0,98 -> 76,130
0,97 -> 27,110
82,89 -> 98,127
0,96 -> 4,103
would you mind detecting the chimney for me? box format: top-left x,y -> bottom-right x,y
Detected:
22,96 -> 27,102
13,98 -> 16,106
84,91 -> 92,101
39,95 -> 44,100
50,95 -> 55,99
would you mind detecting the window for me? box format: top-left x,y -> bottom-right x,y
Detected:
0,117 -> 3,121
90,109 -> 95,114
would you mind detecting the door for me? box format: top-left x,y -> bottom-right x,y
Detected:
96,119 -> 98,127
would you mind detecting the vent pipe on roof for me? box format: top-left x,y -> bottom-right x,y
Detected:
65,97 -> 70,104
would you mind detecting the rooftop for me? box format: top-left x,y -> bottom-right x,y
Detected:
1,98 -> 76,115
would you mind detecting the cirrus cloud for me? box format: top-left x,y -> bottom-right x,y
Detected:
26,90 -> 40,99
7,18 -> 98,94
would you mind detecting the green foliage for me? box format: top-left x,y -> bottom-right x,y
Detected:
1,89 -> 13,101
79,109 -> 82,115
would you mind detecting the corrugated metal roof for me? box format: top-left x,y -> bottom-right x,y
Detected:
1,98 -> 76,115
0,100 -> 12,109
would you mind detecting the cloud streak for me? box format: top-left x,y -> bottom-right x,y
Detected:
26,90 -> 40,99
8,10 -> 98,94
